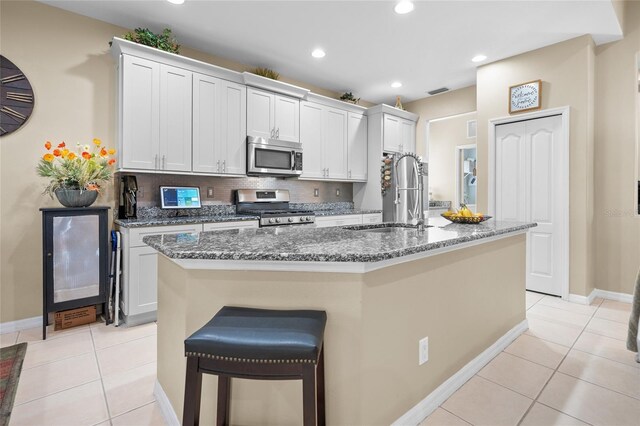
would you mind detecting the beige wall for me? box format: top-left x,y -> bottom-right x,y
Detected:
0,0 -> 362,323
476,35 -> 597,297
594,1 -> 640,294
427,113 -> 477,204
404,85 -> 477,158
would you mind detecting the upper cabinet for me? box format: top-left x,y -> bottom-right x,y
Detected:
192,74 -> 247,175
348,113 -> 368,181
119,56 -> 192,172
382,113 -> 416,154
247,88 -> 300,142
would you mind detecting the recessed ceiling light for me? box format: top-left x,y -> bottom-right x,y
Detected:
311,49 -> 326,59
391,81 -> 402,88
472,54 -> 487,63
167,0 -> 184,4
394,1 -> 414,15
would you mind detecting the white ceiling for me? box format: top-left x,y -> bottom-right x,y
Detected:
40,0 -> 623,104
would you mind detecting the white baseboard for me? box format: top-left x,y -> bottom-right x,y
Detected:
568,289 -> 633,305
594,289 -> 634,304
0,316 -> 42,334
154,380 -> 180,426
392,319 -> 529,426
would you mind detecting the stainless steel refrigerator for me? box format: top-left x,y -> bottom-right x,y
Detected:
382,153 -> 429,223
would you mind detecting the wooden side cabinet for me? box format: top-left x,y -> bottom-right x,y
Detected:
41,207 -> 110,339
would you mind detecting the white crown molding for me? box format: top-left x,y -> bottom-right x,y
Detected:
367,104 -> 420,122
392,319 -> 529,425
242,72 -> 310,99
305,92 -> 368,114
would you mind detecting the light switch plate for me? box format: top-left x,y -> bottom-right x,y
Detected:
207,187 -> 214,198
314,188 -> 319,197
419,336 -> 429,365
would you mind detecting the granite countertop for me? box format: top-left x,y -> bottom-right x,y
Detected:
143,217 -> 536,263
114,214 -> 259,228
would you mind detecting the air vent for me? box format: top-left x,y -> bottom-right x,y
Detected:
427,87 -> 449,96
467,120 -> 477,138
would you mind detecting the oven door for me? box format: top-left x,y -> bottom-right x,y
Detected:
247,137 -> 303,176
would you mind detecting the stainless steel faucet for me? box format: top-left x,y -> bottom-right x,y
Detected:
394,153 -> 427,233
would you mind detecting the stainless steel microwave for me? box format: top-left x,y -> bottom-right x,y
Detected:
246,136 -> 303,177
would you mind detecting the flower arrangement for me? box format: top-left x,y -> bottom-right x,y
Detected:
37,138 -> 117,197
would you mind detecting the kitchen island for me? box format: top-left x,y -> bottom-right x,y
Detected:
145,218 -> 535,425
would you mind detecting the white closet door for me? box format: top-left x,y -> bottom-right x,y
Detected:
495,115 -> 565,296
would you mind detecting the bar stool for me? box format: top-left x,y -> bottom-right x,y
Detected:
183,306 -> 327,426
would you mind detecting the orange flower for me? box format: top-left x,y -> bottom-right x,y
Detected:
44,141 -> 52,150
58,141 -> 66,148
43,153 -> 54,162
108,159 -> 116,166
100,148 -> 108,157
67,152 -> 77,160
82,151 -> 91,160
108,149 -> 116,155
93,138 -> 101,146
53,149 -> 61,157
86,183 -> 99,191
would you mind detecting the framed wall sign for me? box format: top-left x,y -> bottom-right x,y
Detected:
509,80 -> 541,114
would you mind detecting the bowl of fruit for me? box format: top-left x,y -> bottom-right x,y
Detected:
441,205 -> 491,224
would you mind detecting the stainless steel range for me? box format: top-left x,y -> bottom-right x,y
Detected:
235,189 -> 315,227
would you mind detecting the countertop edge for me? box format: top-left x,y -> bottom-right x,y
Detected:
161,229 -> 530,273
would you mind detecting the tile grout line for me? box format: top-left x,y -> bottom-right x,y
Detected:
439,406 -> 473,425
11,378 -> 104,408
91,326 -> 115,426
109,400 -> 158,423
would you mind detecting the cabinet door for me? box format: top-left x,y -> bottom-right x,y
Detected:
121,56 -> 160,170
159,65 -> 192,171
202,220 -> 258,232
300,102 -> 325,179
315,214 -> 363,228
192,73 -> 222,173
400,119 -> 416,153
220,81 -> 247,175
324,107 -> 348,180
383,114 -> 402,153
127,245 -> 158,316
274,95 -> 300,142
347,113 -> 367,181
247,88 -> 274,139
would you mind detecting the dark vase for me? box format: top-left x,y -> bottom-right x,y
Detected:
54,188 -> 99,208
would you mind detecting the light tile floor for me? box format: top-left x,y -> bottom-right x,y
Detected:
1,292 -> 636,426
421,292 -> 640,426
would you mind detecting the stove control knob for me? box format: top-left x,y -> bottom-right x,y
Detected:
269,218 -> 275,224
276,218 -> 282,223
288,217 -> 294,222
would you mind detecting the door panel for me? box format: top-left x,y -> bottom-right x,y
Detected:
495,124 -> 526,222
220,81 -> 247,175
159,65 -> 192,171
530,232 -> 553,277
247,88 -> 274,139
348,113 -> 367,181
383,114 -> 401,152
274,95 -> 300,142
192,74 -> 220,173
324,107 -> 348,179
530,129 -> 554,223
300,102 -> 324,179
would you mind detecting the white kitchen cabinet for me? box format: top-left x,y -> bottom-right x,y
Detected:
120,55 -> 160,170
193,74 -> 247,175
119,55 -> 192,172
347,113 -> 368,181
315,214 -> 363,228
203,220 -> 258,232
247,88 -> 299,142
362,213 -> 383,224
159,65 -> 192,172
383,113 -> 416,154
300,101 -> 347,180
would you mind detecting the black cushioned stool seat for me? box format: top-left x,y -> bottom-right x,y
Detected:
182,306 -> 327,426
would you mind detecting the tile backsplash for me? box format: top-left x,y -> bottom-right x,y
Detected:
116,173 -> 354,208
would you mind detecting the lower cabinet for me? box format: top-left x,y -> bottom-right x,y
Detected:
315,213 -> 382,228
119,220 -> 257,325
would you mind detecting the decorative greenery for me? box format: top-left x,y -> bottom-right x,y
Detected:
37,139 -> 117,197
113,28 -> 180,54
252,67 -> 280,80
340,92 -> 360,104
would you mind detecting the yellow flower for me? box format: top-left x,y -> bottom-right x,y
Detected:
43,153 -> 54,162
108,148 -> 116,155
61,149 -> 70,158
67,152 -> 77,160
93,138 -> 102,146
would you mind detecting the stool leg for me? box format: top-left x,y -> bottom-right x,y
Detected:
183,357 -> 202,426
316,348 -> 326,426
216,375 -> 231,426
302,364 -> 317,426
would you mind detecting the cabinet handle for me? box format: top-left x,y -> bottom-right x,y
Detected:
276,128 -> 280,139
154,154 -> 158,169
326,167 -> 329,177
348,170 -> 351,178
217,160 -> 220,172
47,252 -> 52,257
270,128 -> 275,139
162,155 -> 166,169
222,160 -> 226,173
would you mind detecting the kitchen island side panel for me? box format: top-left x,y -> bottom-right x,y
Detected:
156,233 -> 526,425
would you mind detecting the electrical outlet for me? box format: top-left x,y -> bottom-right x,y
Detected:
419,336 -> 429,365
336,188 -> 341,197
207,187 -> 214,198
314,188 -> 319,197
